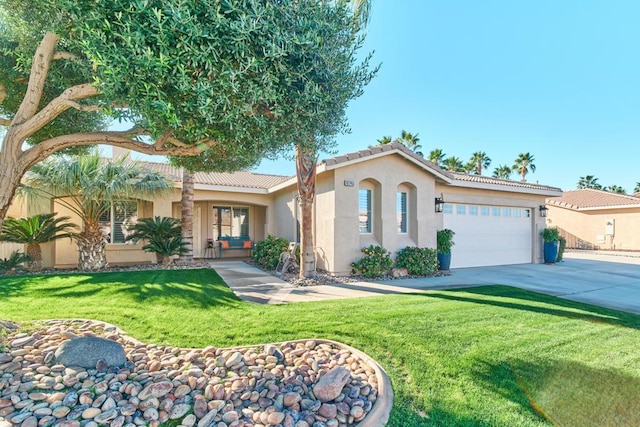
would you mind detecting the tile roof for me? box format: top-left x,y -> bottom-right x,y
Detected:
139,161 -> 291,190
449,172 -> 562,192
547,189 -> 640,210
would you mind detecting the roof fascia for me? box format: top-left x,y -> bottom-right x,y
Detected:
193,183 -> 269,194
450,180 -> 563,197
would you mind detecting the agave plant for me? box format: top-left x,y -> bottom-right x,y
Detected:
0,251 -> 31,275
0,213 -> 76,272
124,216 -> 185,265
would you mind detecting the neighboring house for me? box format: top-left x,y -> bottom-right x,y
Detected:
546,189 -> 640,250
7,143 -> 562,272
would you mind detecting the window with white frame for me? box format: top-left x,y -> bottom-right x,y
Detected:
99,201 -> 138,244
212,206 -> 249,239
397,192 -> 408,233
456,205 -> 466,215
468,205 -> 478,216
359,189 -> 372,233
443,203 -> 453,214
480,206 -> 490,216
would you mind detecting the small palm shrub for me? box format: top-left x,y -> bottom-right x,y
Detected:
0,251 -> 30,275
142,236 -> 189,266
253,235 -> 289,270
351,245 -> 393,278
395,246 -> 439,276
124,217 -> 183,264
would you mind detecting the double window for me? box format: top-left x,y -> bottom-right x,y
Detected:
212,206 -> 249,239
99,201 -> 138,244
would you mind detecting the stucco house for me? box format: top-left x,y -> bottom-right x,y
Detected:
546,189 -> 640,250
5,142 -> 562,273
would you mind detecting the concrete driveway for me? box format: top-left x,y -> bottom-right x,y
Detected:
376,253 -> 640,315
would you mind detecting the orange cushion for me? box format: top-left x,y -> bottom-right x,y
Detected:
220,240 -> 229,249
242,240 -> 253,248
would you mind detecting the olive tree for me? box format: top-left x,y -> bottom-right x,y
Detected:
0,0 -> 376,229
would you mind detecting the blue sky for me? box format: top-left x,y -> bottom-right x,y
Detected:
254,1 -> 640,192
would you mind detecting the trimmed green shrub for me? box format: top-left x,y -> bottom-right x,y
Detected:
253,235 -> 289,270
437,229 -> 455,254
557,236 -> 567,262
541,227 -> 560,242
350,245 -> 393,278
395,246 -> 439,276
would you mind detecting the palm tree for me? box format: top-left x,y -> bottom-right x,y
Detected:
395,130 -> 423,156
513,153 -> 536,182
180,169 -> 195,263
469,152 -> 491,175
125,216 -> 186,265
25,152 -> 173,271
428,148 -> 446,167
605,185 -> 627,194
493,164 -> 513,179
442,156 -> 466,172
376,135 -> 393,145
0,213 -> 76,271
577,175 -> 602,189
635,182 -> 640,194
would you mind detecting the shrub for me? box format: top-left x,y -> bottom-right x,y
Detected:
0,251 -> 30,275
557,236 -> 567,262
350,245 -> 393,278
253,235 -> 289,270
541,227 -> 560,242
437,229 -> 455,254
124,217 -> 184,264
395,246 -> 439,276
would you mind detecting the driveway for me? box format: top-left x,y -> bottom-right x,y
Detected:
376,253 -> 640,315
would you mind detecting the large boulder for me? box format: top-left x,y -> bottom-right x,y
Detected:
312,366 -> 350,402
54,337 -> 126,368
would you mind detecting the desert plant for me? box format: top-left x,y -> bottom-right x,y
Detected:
253,235 -> 289,270
557,236 -> 567,262
0,251 -> 30,275
395,246 -> 439,276
0,213 -> 76,272
124,216 -> 183,263
541,227 -> 560,243
350,245 -> 394,278
437,229 -> 456,254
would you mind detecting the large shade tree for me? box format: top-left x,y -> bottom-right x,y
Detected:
0,0 -> 375,230
24,153 -> 172,270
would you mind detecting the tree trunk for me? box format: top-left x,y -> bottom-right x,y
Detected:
25,243 -> 42,272
296,146 -> 317,279
180,169 -> 194,264
75,230 -> 108,271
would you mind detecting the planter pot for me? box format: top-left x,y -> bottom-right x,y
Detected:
437,253 -> 451,271
543,241 -> 559,264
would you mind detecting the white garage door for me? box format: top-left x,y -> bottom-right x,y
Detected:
443,204 -> 533,269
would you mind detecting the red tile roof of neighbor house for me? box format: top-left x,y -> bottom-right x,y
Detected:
547,189 -> 640,210
139,161 -> 291,190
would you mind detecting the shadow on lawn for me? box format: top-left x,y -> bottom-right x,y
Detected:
0,268 -> 243,309
420,286 -> 640,330
474,358 -> 640,427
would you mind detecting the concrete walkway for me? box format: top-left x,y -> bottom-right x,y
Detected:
211,251 -> 640,315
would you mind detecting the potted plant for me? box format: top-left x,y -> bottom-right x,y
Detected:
540,227 -> 560,264
436,229 -> 455,271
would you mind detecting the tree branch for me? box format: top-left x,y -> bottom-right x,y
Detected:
12,32 -> 59,126
52,51 -> 78,61
0,83 -> 6,104
21,129 -> 219,171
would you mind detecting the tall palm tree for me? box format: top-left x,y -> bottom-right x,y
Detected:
513,153 -> 536,182
25,152 -> 173,271
180,169 -> 195,263
376,135 -> 393,145
469,151 -> 491,175
635,182 -> 640,194
577,175 -> 602,189
492,165 -> 513,179
0,213 -> 76,272
428,148 -> 446,167
442,156 -> 466,172
605,185 -> 627,194
395,130 -> 423,156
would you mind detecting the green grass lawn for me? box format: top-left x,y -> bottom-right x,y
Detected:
1,268 -> 640,426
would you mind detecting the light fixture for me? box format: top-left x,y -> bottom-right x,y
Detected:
435,194 -> 445,213
539,205 -> 548,217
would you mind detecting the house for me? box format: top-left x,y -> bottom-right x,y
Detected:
8,143 -> 562,273
546,189 -> 640,250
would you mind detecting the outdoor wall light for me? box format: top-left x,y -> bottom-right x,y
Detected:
435,194 -> 445,213
539,205 -> 548,217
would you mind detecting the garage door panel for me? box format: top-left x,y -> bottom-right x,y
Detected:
443,204 -> 532,269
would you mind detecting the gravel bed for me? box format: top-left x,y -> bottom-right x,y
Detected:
0,319 -> 380,427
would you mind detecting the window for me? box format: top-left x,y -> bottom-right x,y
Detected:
492,207 -> 501,217
503,207 -> 512,217
213,206 -> 249,239
468,206 -> 478,216
514,208 -> 522,218
397,192 -> 407,233
456,205 -> 466,215
480,206 -> 490,216
443,204 -> 453,214
359,189 -> 372,233
524,209 -> 531,218
99,201 -> 138,244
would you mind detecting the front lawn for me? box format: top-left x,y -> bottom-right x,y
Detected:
1,269 -> 639,426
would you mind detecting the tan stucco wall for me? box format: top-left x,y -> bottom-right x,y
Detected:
547,205 -> 640,250
436,184 -> 548,263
